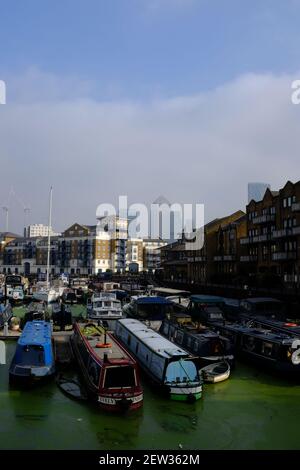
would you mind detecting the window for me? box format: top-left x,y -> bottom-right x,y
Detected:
283,198 -> 287,208
104,366 -> 136,388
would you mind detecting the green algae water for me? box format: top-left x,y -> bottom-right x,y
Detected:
1,306 -> 300,450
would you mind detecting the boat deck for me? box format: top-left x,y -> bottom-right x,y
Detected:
79,325 -> 129,362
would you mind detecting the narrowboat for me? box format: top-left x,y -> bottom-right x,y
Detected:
115,318 -> 203,402
71,322 -> 143,412
9,321 -> 55,384
159,314 -> 235,367
187,295 -> 226,324
0,303 -> 13,329
123,295 -> 175,331
223,297 -> 285,322
187,296 -> 300,376
87,292 -> 123,330
210,321 -> 300,376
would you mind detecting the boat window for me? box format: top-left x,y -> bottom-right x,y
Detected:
19,345 -> 45,366
176,331 -> 183,344
127,334 -> 131,346
165,360 -> 198,383
261,341 -> 273,357
104,366 -> 136,388
162,323 -> 169,335
193,340 -> 198,353
135,343 -> 139,354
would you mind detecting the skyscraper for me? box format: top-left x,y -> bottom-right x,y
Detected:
248,182 -> 271,203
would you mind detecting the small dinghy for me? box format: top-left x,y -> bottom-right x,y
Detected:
56,373 -> 88,401
200,361 -> 230,383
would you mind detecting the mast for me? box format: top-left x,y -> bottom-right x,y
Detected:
46,186 -> 53,287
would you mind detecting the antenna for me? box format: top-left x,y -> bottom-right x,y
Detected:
2,207 -> 8,232
46,187 -> 53,287
23,207 -> 30,236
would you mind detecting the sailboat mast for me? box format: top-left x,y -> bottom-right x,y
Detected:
46,186 -> 53,287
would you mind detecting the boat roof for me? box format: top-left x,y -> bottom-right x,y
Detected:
190,295 -> 225,304
18,321 -> 51,346
220,323 -> 294,343
78,324 -> 133,364
132,295 -> 173,305
242,297 -> 282,304
151,287 -> 191,296
118,318 -> 189,359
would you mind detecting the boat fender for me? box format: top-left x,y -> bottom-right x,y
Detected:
96,342 -> 112,348
187,393 -> 196,404
291,339 -> 300,365
284,323 -> 298,327
119,397 -> 131,411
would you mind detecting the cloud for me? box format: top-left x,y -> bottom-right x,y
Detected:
0,68 -> 299,233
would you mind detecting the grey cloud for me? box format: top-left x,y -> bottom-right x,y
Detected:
0,70 -> 299,233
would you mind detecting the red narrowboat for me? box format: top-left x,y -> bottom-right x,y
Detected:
71,322 -> 143,412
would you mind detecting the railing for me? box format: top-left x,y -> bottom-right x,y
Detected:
292,203 -> 300,212
240,255 -> 257,262
187,256 -> 206,262
213,255 -> 235,261
272,228 -> 293,239
272,252 -> 297,261
252,214 -> 275,224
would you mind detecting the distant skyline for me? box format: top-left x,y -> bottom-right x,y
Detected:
1,1 -> 300,233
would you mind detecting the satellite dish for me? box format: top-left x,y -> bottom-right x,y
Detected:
0,341 -> 6,365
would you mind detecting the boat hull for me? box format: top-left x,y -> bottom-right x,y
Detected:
169,384 -> 202,402
70,330 -> 143,412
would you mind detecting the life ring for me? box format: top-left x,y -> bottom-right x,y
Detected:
291,339 -> 300,365
96,342 -> 112,348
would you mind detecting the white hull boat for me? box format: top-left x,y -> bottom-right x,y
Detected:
33,288 -> 60,304
200,361 -> 230,383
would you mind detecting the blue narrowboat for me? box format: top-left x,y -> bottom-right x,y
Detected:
9,321 -> 55,384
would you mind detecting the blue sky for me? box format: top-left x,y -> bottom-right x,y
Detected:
0,1 -> 300,232
1,0 -> 300,100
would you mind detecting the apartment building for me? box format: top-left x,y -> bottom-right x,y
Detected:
161,211 -> 246,284
126,238 -> 144,272
25,224 -> 60,238
240,181 -> 300,286
143,238 -> 168,273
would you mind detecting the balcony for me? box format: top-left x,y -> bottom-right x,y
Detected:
272,252 -> 297,261
292,226 -> 300,236
213,255 -> 235,262
284,274 -> 298,283
187,256 -> 206,262
272,228 -> 293,239
240,234 -> 269,244
240,255 -> 258,262
240,237 -> 250,245
252,214 -> 275,224
292,203 -> 300,212
253,234 -> 270,242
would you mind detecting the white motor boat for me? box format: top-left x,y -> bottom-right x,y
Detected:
33,286 -> 60,304
87,292 -> 123,329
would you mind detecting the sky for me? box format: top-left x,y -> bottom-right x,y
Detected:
0,0 -> 300,233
